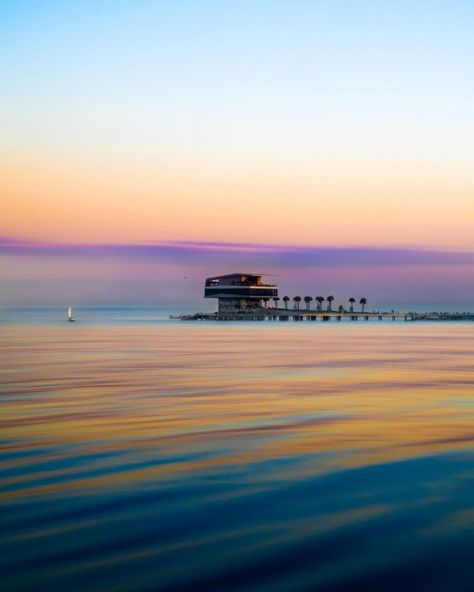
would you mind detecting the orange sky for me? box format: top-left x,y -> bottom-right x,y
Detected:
3,153 -> 474,249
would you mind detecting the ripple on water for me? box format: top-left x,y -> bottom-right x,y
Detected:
1,324 -> 474,591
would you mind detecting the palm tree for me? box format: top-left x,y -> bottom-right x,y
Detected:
283,296 -> 290,310
273,297 -> 280,309
304,296 -> 313,311
316,296 -> 324,311
293,296 -> 301,310
360,297 -> 367,313
349,297 -> 355,313
326,295 -> 335,311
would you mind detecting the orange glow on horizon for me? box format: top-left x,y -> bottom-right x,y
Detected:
2,154 -> 474,250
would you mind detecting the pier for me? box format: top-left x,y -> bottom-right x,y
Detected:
409,312 -> 474,322
174,309 -> 409,322
171,273 -> 411,321
173,272 -> 473,322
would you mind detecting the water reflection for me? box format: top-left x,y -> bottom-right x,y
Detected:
1,323 -> 474,590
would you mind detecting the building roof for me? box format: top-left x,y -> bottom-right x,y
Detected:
206,273 -> 262,281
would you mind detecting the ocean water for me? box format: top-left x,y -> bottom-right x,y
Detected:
1,310 -> 474,591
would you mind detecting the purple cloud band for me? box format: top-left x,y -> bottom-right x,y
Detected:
2,238 -> 474,268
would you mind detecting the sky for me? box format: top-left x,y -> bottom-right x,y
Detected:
1,1 -> 474,305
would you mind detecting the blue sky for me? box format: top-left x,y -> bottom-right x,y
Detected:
2,0 -> 473,172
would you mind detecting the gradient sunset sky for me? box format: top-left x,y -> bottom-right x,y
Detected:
2,1 -> 474,304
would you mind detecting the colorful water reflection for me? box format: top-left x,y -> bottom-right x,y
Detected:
1,322 -> 474,591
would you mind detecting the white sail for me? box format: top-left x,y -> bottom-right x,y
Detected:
68,305 -> 75,321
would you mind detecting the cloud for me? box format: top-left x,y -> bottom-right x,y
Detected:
2,238 -> 474,268
2,238 -> 474,305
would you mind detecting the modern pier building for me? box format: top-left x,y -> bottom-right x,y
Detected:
204,273 -> 278,313
169,272 -> 410,321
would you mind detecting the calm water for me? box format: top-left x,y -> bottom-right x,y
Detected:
1,313 -> 474,591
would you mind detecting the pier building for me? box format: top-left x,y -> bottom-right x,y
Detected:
204,273 -> 278,313
171,272 -> 411,321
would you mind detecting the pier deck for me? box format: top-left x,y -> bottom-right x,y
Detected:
173,309 -> 410,322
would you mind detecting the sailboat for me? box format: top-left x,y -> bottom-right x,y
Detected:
67,305 -> 76,322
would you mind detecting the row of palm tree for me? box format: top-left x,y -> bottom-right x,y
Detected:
263,296 -> 368,312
